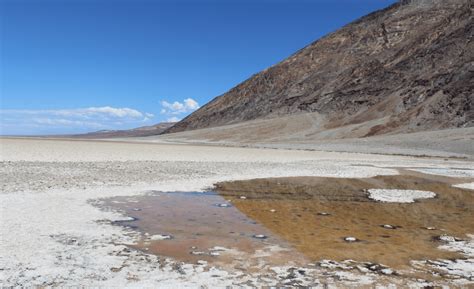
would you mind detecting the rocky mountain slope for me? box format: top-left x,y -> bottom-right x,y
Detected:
166,0 -> 473,137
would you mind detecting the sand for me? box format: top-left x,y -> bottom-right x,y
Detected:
1,137 -> 473,287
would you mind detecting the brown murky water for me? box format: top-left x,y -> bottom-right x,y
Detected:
215,171 -> 474,269
101,191 -> 307,270
99,170 -> 473,277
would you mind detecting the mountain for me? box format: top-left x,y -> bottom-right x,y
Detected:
165,0 -> 473,139
71,122 -> 175,139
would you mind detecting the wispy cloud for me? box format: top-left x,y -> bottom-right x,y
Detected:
160,98 -> 199,122
166,116 -> 181,122
3,106 -> 150,119
0,106 -> 155,135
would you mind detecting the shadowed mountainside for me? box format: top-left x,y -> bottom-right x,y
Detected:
166,0 -> 473,138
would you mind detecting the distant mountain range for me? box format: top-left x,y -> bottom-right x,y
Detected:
72,122 -> 175,138
165,0 -> 473,139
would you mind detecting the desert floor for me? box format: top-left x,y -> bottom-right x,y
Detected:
1,137 -> 473,287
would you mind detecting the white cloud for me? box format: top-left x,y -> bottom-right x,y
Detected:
166,116 -> 181,122
170,101 -> 185,111
161,101 -> 185,114
80,106 -> 143,118
160,98 -> 199,118
0,106 -> 155,135
184,98 -> 199,110
2,107 -> 148,119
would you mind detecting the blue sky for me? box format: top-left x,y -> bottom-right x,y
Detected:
1,0 -> 396,135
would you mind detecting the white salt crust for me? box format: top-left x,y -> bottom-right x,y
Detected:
367,189 -> 436,203
1,138 -> 473,287
454,183 -> 474,190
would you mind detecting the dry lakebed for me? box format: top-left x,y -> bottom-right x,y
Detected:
1,137 -> 473,287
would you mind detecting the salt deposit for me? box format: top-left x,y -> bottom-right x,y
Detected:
149,234 -> 173,241
454,182 -> 474,190
1,138 -> 473,287
367,189 -> 436,203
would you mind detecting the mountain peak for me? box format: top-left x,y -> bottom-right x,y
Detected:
165,0 -> 472,139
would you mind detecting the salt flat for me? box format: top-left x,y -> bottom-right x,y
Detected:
1,137 -> 473,287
